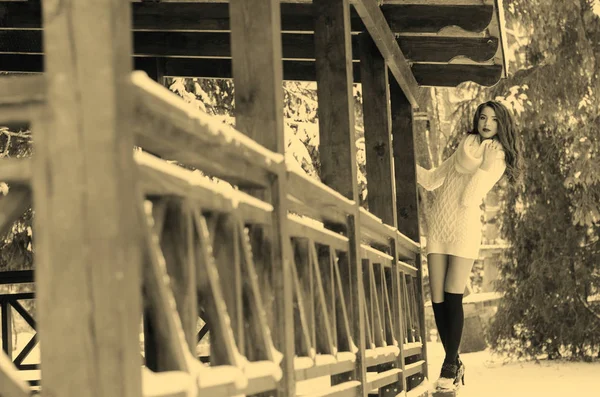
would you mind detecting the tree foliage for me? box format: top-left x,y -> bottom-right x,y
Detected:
474,0 -> 600,359
0,126 -> 33,272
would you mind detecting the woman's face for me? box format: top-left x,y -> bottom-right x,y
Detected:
478,106 -> 498,139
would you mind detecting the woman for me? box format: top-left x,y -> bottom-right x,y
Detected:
416,101 -> 521,391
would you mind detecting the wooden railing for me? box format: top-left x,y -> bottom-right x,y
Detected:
0,1 -> 431,397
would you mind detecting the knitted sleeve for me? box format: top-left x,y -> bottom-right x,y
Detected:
416,152 -> 456,191
461,152 -> 506,207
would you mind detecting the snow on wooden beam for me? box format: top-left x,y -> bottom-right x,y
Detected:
130,71 -> 283,188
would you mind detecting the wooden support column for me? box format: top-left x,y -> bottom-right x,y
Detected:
358,32 -> 396,227
390,77 -> 419,242
313,0 -> 366,395
229,1 -> 295,395
1,301 -> 12,356
34,1 -> 142,397
389,77 -> 429,380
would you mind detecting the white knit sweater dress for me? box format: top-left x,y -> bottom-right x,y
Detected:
416,134 -> 506,260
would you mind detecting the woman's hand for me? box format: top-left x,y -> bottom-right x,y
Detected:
481,140 -> 502,171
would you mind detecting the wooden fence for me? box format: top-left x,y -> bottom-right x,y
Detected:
0,1 -> 508,396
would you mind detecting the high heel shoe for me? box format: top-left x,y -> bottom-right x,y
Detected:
435,362 -> 458,391
454,358 -> 466,388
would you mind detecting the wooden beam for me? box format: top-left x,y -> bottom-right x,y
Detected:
411,63 -> 503,87
0,53 -> 505,87
0,352 -> 29,397
229,1 -> 295,395
314,0 -> 358,201
358,33 -> 397,228
389,74 -> 420,242
32,1 -> 143,396
159,200 -> 198,353
352,0 -> 424,109
313,1 -> 367,395
381,3 -> 494,33
0,26 -> 499,63
0,1 -> 494,34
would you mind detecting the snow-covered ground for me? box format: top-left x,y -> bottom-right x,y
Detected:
427,341 -> 600,397
9,332 -> 600,396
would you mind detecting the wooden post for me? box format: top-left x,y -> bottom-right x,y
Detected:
1,301 -> 12,356
389,76 -> 429,380
313,0 -> 366,395
229,1 -> 295,395
358,32 -> 397,227
390,77 -> 420,242
34,1 -> 142,396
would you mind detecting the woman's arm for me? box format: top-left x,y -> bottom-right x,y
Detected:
461,150 -> 506,207
416,152 -> 456,191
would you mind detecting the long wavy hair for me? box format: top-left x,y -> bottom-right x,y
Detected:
468,100 -> 522,184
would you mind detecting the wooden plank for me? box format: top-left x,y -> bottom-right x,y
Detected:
1,301 -> 12,355
236,216 -> 282,364
382,3 -> 494,33
391,250 -> 409,392
352,0 -> 424,109
0,184 -> 30,238
380,266 -> 395,345
313,2 -> 367,395
309,242 -> 337,356
368,263 -> 386,348
314,0 -> 358,201
414,257 -> 429,379
229,2 -> 294,395
358,33 -> 397,227
0,159 -> 32,183
159,200 -> 198,353
412,63 -> 503,87
0,30 -> 497,63
398,36 -> 499,63
292,238 -> 317,358
32,2 -> 143,395
365,368 -> 401,391
135,151 -> 274,225
390,76 -> 420,241
287,169 -> 355,224
0,271 -> 33,285
131,71 -> 282,188
0,1 -> 494,34
141,203 -> 190,373
0,53 -> 504,88
290,239 -> 315,358
0,74 -> 45,105
332,249 -> 354,354
192,210 -> 243,368
288,215 -> 350,254
0,352 -> 29,397
211,214 -> 243,353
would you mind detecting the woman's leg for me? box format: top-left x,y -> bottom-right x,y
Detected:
427,254 -> 449,351
442,255 -> 475,366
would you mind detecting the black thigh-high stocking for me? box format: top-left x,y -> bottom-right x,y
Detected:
443,292 -> 464,366
432,302 -> 447,351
